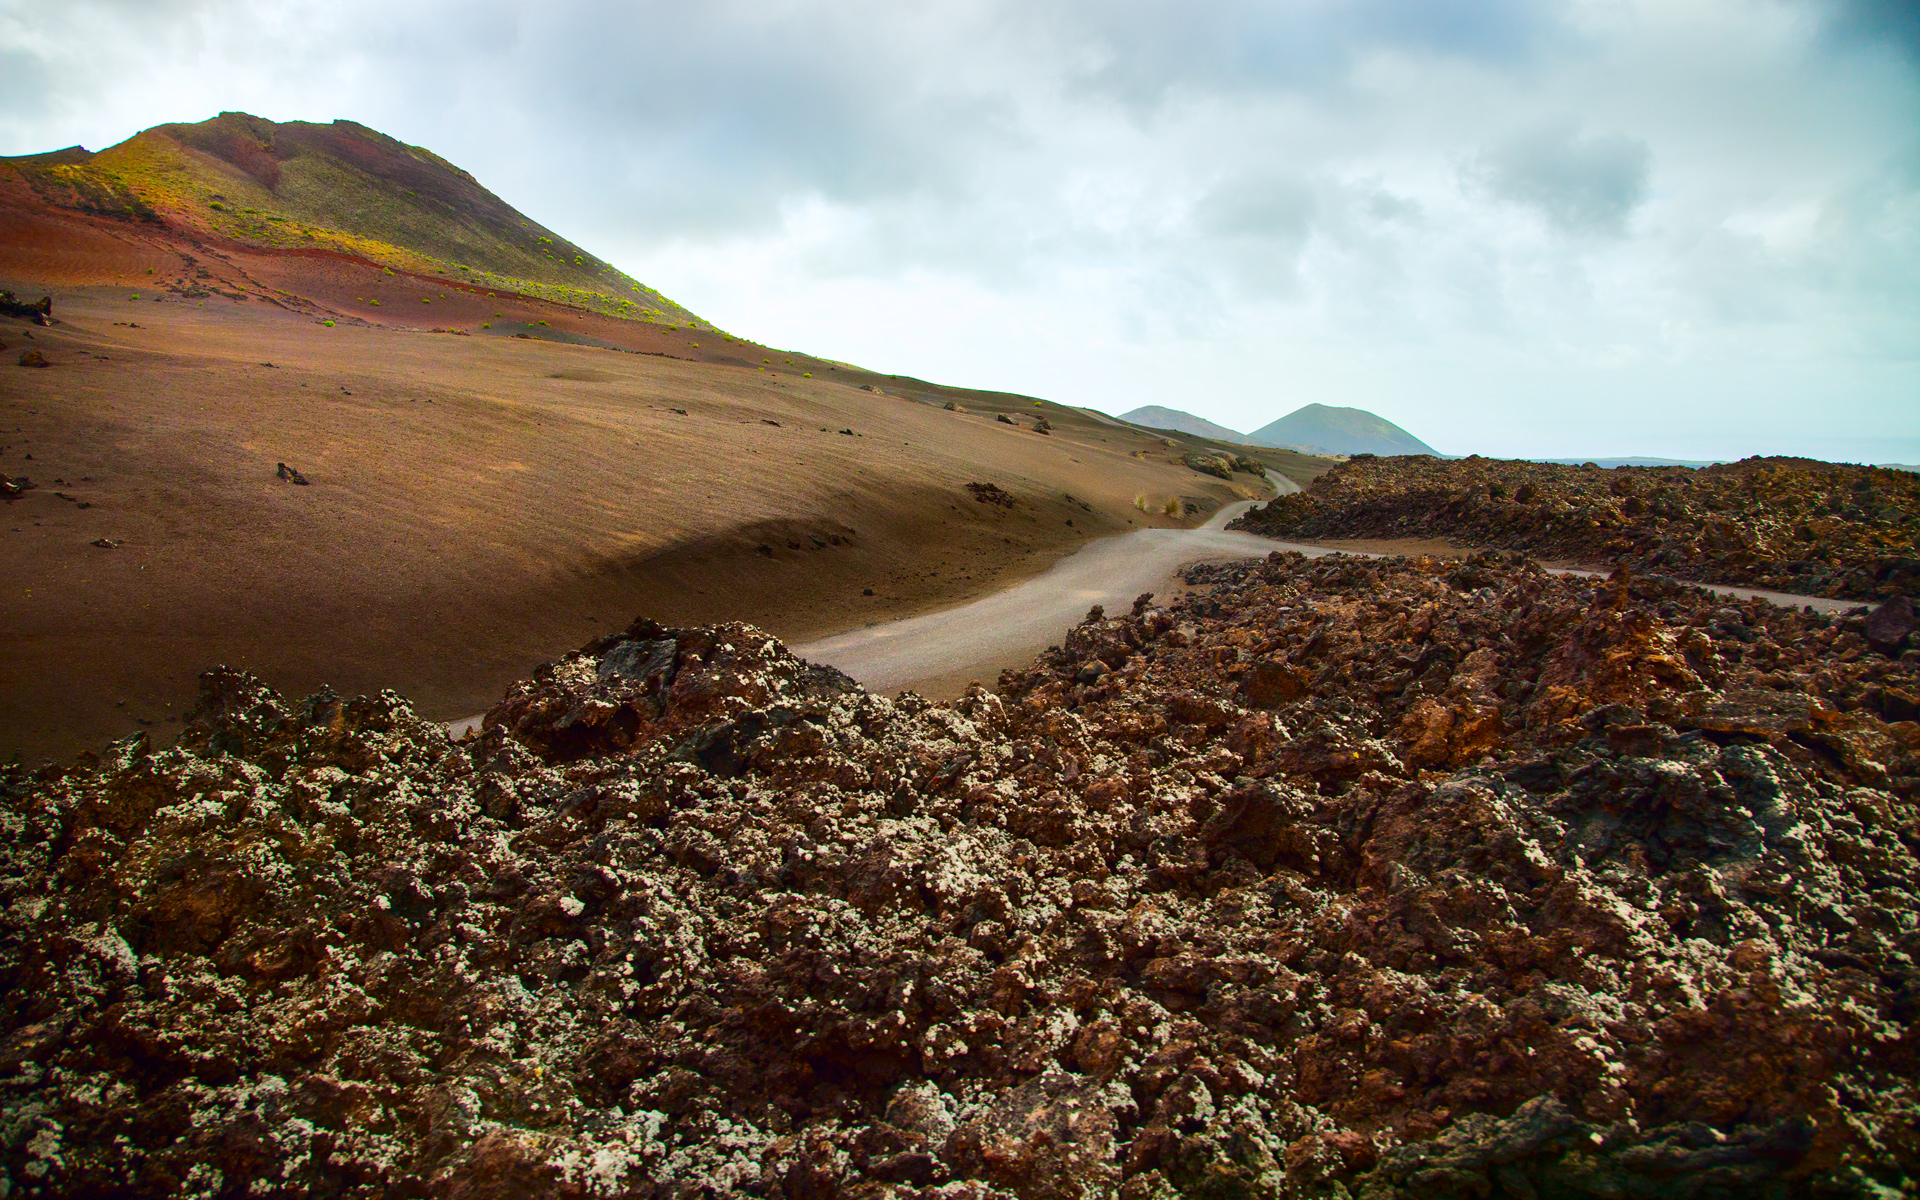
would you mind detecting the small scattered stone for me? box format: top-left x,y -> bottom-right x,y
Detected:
1866,596 -> 1916,654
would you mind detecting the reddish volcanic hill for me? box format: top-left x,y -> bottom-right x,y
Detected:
0,111 -> 694,326
0,108 -> 1335,766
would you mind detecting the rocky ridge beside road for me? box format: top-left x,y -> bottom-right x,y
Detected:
1,553 -> 1917,1197
1229,455 -> 1920,603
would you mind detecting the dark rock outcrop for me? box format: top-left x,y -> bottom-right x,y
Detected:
1184,452 -> 1234,480
0,292 -> 51,320
967,482 -> 1016,508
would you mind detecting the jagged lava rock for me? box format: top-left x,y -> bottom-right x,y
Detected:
1230,454 -> 1920,603
1,560 -> 1915,1197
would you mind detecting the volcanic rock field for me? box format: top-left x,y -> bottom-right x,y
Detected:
3,548 -> 1915,1196
1231,455 -> 1920,603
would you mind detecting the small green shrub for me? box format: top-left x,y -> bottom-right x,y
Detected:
323,320 -> 336,327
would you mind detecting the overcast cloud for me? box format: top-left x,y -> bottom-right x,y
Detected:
2,0 -> 1915,460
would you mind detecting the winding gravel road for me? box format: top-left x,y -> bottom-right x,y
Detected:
791,474 -> 1309,694
791,469 -> 1859,695
446,471 -> 1859,733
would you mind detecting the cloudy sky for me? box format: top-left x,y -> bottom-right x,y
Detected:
3,0 -> 1916,461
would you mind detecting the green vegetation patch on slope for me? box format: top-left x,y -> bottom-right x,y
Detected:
0,112 -> 700,327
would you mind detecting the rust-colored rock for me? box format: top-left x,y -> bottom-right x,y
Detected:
1,551 -> 1914,1196
1231,453 -> 1920,601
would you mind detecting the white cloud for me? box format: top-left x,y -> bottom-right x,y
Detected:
1,0 -> 1915,459
1469,124 -> 1651,236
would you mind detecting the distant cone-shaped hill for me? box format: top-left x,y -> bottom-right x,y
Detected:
0,111 -> 696,324
1116,405 -> 1252,444
1249,403 -> 1437,457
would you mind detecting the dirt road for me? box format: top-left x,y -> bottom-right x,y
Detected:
791,474 -> 1308,695
790,465 -> 1859,697
448,469 -> 1859,734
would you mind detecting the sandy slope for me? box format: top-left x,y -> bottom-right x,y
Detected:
0,284 -> 1291,763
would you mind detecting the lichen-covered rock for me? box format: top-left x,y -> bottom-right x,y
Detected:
1230,454 -> 1920,602
1,557 -> 1915,1197
1184,454 -> 1235,481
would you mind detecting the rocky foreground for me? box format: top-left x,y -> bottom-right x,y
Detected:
3,552 -> 1918,1197
1229,455 -> 1920,603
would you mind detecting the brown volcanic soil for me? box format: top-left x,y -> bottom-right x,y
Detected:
1,555 -> 1915,1196
0,257 -> 1286,764
1231,455 -> 1920,603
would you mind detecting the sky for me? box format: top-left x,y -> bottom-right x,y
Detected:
2,0 -> 1917,462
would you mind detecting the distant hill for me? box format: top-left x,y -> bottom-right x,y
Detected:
0,111 -> 697,324
1116,405 -> 1251,444
1247,404 -> 1438,457
1537,458 -> 1920,471
1534,456 -> 1725,469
